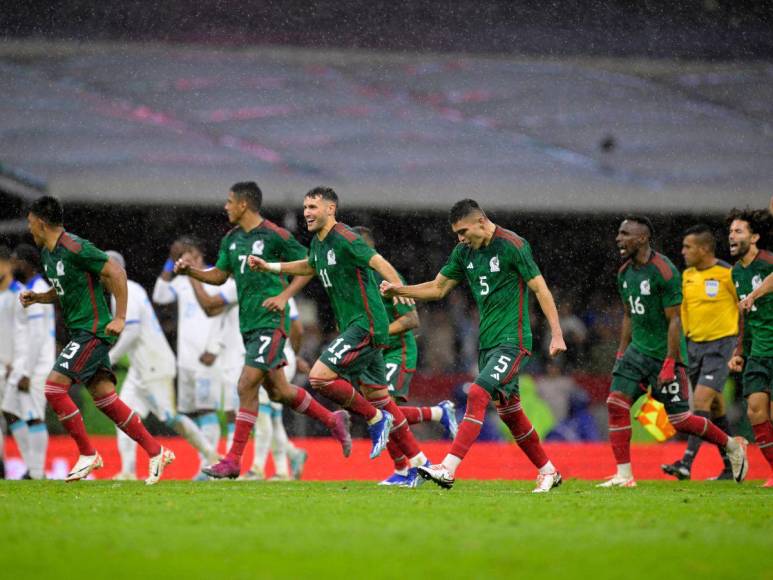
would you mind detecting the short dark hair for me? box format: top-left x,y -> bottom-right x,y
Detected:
305,186 -> 339,206
231,181 -> 262,212
352,226 -> 374,243
623,215 -> 655,238
0,245 -> 10,262
449,199 -> 485,224
176,235 -> 202,253
684,224 -> 715,252
28,195 -> 64,226
12,243 -> 40,268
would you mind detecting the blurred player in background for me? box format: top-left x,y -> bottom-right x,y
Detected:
153,237 -> 226,478
353,226 -> 458,487
0,245 -> 19,478
106,251 -> 218,480
727,208 -> 773,487
661,225 -> 737,480
21,196 -> 173,484
250,186 -> 430,485
1,244 -> 55,479
381,199 -> 564,493
600,216 -> 747,488
176,181 -> 351,479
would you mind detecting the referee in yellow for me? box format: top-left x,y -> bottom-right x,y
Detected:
662,224 -> 739,480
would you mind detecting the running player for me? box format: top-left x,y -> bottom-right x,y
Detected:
726,208 -> 773,487
599,215 -> 747,487
2,244 -> 55,479
105,251 -> 219,480
152,238 -> 226,477
0,245 -> 18,478
380,199 -> 564,493
20,196 -> 174,484
661,225 -> 738,480
353,226 -> 458,487
249,186 -> 429,483
174,181 -> 351,479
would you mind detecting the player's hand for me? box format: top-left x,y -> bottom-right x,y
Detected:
296,356 -> 311,375
262,294 -> 288,312
200,352 -> 216,366
248,255 -> 270,272
739,294 -> 756,312
393,296 -> 415,307
380,280 -> 401,298
728,355 -> 744,373
105,317 -> 125,337
19,290 -> 37,308
174,255 -> 194,275
18,376 -> 30,393
548,334 -> 567,357
657,357 -> 676,385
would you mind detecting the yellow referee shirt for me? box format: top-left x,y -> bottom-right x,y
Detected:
681,260 -> 738,342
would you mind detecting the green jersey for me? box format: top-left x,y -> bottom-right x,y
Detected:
308,223 -> 390,346
41,231 -> 114,342
215,219 -> 307,335
440,226 -> 541,351
617,252 -> 682,361
732,250 -> 773,357
375,271 -> 418,370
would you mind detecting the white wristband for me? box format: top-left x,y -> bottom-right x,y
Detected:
266,262 -> 281,273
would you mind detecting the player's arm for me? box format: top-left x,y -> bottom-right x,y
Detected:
101,257 -> 128,336
657,305 -> 682,384
739,272 -> 773,312
367,254 -> 415,306
728,312 -> 746,373
262,275 -> 313,312
381,272 -> 459,301
189,278 -> 227,317
8,300 -> 32,392
248,256 -> 314,276
19,286 -> 57,306
108,320 -> 141,366
174,257 -> 230,286
617,308 -> 632,358
527,275 -> 567,357
390,309 -> 419,336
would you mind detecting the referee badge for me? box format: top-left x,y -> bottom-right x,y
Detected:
704,279 -> 719,298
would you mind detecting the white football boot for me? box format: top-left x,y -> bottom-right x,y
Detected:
417,463 -> 455,489
532,470 -> 562,493
726,436 -> 749,483
145,447 -> 175,486
596,474 -> 637,488
65,453 -> 103,482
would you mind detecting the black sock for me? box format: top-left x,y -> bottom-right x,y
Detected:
713,414 -> 732,469
682,410 -> 711,468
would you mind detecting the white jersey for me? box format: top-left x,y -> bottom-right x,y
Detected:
0,280 -> 20,368
110,279 -> 176,380
9,275 -> 56,384
152,275 -> 221,371
205,277 -> 244,371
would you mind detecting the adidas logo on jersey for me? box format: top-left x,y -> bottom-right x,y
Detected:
229,243 -> 236,250
61,362 -> 69,369
255,356 -> 265,363
467,262 -> 474,269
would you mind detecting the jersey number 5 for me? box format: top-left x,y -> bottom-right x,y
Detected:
479,276 -> 489,296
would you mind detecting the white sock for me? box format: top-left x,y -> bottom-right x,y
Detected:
252,411 -> 272,473
271,415 -> 290,478
171,415 -> 217,463
226,422 -> 235,451
409,451 -> 428,468
197,413 -> 221,466
395,468 -> 409,476
117,429 -> 137,476
26,422 -> 48,479
538,460 -> 555,475
367,409 -> 383,426
9,420 -> 31,472
442,454 -> 462,475
430,407 -> 443,422
617,462 -> 633,479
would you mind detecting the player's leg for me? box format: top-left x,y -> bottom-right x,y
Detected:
3,408 -> 31,477
742,358 -> 773,485
113,372 -> 143,479
244,387 -> 273,480
24,374 -> 50,480
193,366 -> 222,457
269,404 -> 291,480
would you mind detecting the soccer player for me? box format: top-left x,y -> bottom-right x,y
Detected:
353,226 -> 458,487
20,196 -> 174,484
174,181 -> 352,479
380,199 -> 565,493
249,186 -> 429,483
661,225 -> 738,480
105,251 -> 219,480
726,208 -> 773,487
2,244 -> 55,479
0,245 -> 18,478
152,238 -> 227,476
599,216 -> 747,487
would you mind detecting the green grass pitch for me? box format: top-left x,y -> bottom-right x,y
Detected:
1,480 -> 770,579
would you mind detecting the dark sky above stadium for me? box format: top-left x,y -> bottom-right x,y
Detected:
2,0 -> 772,59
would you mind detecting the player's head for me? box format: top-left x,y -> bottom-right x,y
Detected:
27,195 -> 64,247
0,245 -> 11,282
616,215 -> 654,260
726,207 -> 769,258
226,181 -> 262,224
352,226 -> 375,249
174,236 -> 204,262
11,243 -> 40,280
682,224 -> 715,268
449,199 -> 490,250
304,186 -> 339,233
105,250 -> 126,271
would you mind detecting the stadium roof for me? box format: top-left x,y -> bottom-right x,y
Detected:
1,40 -> 771,213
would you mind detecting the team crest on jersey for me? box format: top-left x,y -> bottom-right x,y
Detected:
327,250 -> 336,266
752,274 -> 763,290
252,240 -> 264,255
56,261 -> 65,276
489,256 -> 500,273
640,279 -> 650,296
704,279 -> 719,298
